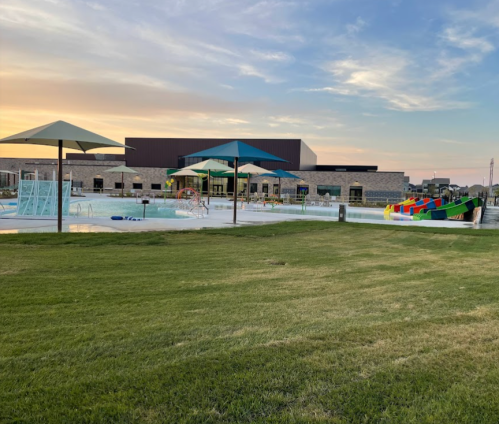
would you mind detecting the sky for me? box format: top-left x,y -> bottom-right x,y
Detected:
1,0 -> 499,186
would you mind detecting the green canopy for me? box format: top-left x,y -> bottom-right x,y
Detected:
167,169 -> 249,178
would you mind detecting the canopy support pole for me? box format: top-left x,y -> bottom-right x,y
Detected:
233,158 -> 238,224
278,177 -> 281,199
121,172 -> 124,198
208,169 -> 211,205
57,139 -> 63,233
247,173 -> 251,204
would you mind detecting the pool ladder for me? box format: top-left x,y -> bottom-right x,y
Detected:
74,203 -> 94,218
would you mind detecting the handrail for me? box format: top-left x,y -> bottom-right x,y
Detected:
74,203 -> 82,217
88,203 -> 94,218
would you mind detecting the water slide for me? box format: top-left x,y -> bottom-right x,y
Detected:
402,198 -> 445,215
384,198 -> 417,214
413,197 -> 480,221
398,198 -> 432,214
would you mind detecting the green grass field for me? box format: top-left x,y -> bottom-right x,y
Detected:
1,222 -> 499,423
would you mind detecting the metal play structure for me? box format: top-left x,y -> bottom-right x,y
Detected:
16,170 -> 72,217
173,188 -> 208,218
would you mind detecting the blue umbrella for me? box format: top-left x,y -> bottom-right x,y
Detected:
184,141 -> 288,224
260,169 -> 300,199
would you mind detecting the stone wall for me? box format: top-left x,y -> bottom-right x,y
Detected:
0,158 -> 170,193
252,171 -> 404,200
0,157 -> 404,199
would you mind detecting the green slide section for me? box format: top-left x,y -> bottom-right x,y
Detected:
434,196 -> 469,210
413,197 -> 481,221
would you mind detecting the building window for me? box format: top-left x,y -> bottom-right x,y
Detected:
250,183 -> 258,194
212,159 -> 229,166
317,185 -> 341,196
185,176 -> 200,190
151,183 -> 161,190
179,156 -> 202,168
133,183 -> 143,189
297,185 -> 309,196
115,182 -> 123,189
262,184 -> 269,194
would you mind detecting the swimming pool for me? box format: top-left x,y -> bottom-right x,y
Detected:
0,202 -> 17,216
69,200 -> 190,219
213,204 -> 412,221
1,199 -> 192,219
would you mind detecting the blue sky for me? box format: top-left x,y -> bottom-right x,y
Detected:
1,0 -> 499,185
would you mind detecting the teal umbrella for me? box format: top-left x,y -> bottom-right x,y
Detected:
184,141 -> 287,224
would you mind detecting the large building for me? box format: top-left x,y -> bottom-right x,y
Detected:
0,138 -> 405,201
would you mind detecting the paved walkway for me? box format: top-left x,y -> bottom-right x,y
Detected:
0,195 -> 475,233
480,206 -> 499,229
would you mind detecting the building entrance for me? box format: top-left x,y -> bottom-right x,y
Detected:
349,186 -> 363,202
93,178 -> 104,193
212,184 -> 224,196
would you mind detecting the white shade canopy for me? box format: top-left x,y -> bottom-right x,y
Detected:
224,164 -> 276,175
171,169 -> 201,177
104,165 -> 138,174
0,120 -> 131,151
0,170 -> 17,175
183,159 -> 233,172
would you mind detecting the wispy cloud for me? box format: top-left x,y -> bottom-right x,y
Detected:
305,54 -> 470,111
238,64 -> 282,83
442,27 -> 494,53
436,138 -> 471,146
346,17 -> 367,35
251,49 -> 294,62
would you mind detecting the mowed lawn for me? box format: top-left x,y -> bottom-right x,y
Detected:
1,222 -> 499,423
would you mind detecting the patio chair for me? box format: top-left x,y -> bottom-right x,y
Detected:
282,194 -> 290,205
305,194 -> 312,206
322,193 -> 331,207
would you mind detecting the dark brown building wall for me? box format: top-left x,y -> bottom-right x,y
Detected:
124,138 -> 307,170
66,153 -> 125,161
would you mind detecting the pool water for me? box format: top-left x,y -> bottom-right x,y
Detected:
0,203 -> 17,216
70,200 -> 190,219
213,204 -> 412,221
260,207 -> 412,221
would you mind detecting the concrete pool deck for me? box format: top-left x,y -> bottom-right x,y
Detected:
0,194 -> 475,233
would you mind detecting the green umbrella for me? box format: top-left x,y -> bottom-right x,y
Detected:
104,165 -> 139,198
0,121 -> 133,232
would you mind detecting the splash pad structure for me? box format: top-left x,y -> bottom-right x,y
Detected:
17,170 -> 72,217
169,188 -> 208,218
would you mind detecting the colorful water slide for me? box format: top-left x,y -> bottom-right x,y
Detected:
413,197 -> 480,221
403,198 -> 445,215
384,198 -> 417,214
399,198 -> 433,214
